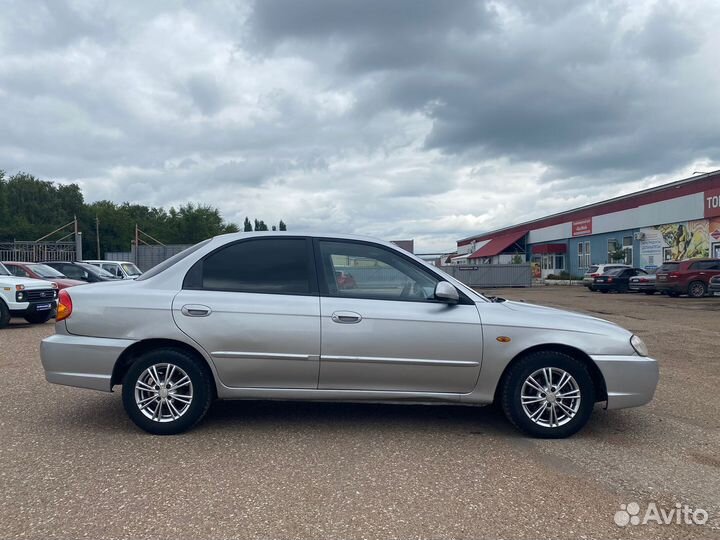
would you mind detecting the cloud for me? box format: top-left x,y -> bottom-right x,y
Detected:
1,0 -> 719,252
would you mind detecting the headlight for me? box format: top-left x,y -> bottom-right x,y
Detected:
16,291 -> 26,302
631,335 -> 648,357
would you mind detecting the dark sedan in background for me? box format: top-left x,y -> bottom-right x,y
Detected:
594,267 -> 649,293
43,261 -> 120,283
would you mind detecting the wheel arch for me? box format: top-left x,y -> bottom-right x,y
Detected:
111,338 -> 217,397
493,343 -> 608,404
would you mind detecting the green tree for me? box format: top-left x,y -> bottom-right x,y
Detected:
243,217 -> 252,232
278,220 -> 287,231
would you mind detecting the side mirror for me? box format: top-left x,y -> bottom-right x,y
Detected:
434,281 -> 459,304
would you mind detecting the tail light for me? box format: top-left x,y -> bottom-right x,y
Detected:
607,277 -> 614,283
56,289 -> 73,322
590,273 -> 599,277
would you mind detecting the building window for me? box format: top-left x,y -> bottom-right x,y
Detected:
607,239 -> 618,263
577,242 -> 583,269
584,241 -> 591,268
555,255 -> 565,270
622,236 -> 633,265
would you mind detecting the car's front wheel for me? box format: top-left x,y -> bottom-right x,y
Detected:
122,348 -> 214,435
500,351 -> 595,438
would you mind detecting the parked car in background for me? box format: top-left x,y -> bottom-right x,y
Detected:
83,260 -> 142,280
2,261 -> 86,290
593,267 -> 649,293
43,261 -> 120,283
583,264 -> 631,291
629,272 -> 657,295
709,275 -> 720,296
655,259 -> 720,298
0,262 -> 57,328
41,232 -> 658,439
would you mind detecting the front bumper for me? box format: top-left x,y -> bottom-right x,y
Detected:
591,354 -> 659,409
41,333 -> 136,392
8,300 -> 57,317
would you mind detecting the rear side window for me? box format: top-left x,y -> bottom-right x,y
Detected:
658,262 -> 679,272
188,238 -> 314,294
588,266 -> 599,273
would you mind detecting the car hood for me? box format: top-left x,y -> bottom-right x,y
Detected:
489,299 -> 630,337
0,275 -> 54,290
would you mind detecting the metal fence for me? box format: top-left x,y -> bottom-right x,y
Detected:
440,264 -> 532,288
0,241 -> 77,263
106,245 -> 193,272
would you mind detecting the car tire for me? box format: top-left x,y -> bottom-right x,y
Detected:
600,289 -> 608,294
667,291 -> 680,297
0,300 -> 10,329
687,281 -> 706,298
122,348 -> 214,435
587,286 -> 595,292
24,311 -> 53,324
500,351 -> 595,439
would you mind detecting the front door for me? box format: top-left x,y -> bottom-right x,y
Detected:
172,237 -> 321,388
315,239 -> 483,394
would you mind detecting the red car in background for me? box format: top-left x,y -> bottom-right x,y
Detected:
2,262 -> 86,290
655,258 -> 720,298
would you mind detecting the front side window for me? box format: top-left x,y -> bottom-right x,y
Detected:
192,238 -> 312,294
318,241 -> 439,301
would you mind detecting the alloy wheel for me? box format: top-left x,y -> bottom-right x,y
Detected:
520,367 -> 581,428
134,363 -> 194,422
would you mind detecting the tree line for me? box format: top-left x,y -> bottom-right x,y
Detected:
0,170 -> 287,257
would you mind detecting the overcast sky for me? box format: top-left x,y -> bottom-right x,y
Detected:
2,0 -> 719,251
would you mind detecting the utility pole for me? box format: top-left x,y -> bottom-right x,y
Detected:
95,216 -> 101,258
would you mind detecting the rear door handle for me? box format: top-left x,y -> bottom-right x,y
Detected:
181,304 -> 212,317
331,311 -> 362,324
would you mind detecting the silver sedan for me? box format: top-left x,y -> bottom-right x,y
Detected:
40,233 -> 658,438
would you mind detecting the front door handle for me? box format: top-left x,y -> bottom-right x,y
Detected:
331,311 -> 362,324
181,304 -> 212,317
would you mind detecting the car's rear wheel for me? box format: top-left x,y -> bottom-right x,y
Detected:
687,281 -> 706,298
0,300 -> 10,329
122,348 -> 213,435
24,311 -> 53,324
500,351 -> 595,438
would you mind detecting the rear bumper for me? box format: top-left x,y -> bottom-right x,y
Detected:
41,333 -> 135,392
591,354 -> 659,409
655,282 -> 683,293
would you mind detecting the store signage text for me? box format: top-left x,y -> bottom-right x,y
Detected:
572,218 -> 593,237
705,188 -> 720,218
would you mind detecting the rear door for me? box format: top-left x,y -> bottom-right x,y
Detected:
315,239 -> 482,394
172,237 -> 321,389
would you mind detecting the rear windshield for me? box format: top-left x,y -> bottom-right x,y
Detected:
136,239 -> 212,281
658,262 -> 680,272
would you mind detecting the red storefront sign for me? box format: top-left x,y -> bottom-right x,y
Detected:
572,218 -> 592,237
705,187 -> 720,218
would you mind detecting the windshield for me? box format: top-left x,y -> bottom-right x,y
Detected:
78,262 -> 116,278
121,262 -> 142,276
28,264 -> 66,278
136,239 -> 212,281
0,263 -> 10,276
